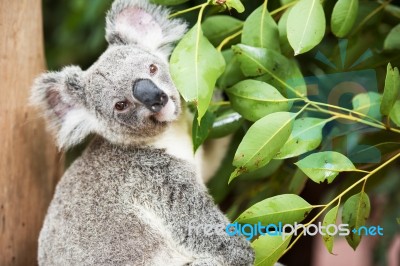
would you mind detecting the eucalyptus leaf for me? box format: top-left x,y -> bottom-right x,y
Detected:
192,110 -> 215,152
236,194 -> 313,225
213,0 -> 245,13
352,92 -> 382,121
331,0 -> 359,38
288,169 -> 308,195
229,112 -> 294,182
232,44 -> 289,78
380,63 -> 400,116
258,59 -> 307,99
208,109 -> 244,138
170,23 -> 225,123
227,0 -> 245,13
287,0 -> 326,55
217,49 -> 246,89
383,24 -> 400,51
242,4 -> 280,51
202,16 -> 243,47
226,80 -> 291,122
252,234 -> 292,266
295,151 -> 356,184
278,8 -> 293,56
275,118 -> 328,159
342,192 -> 371,250
322,206 -> 339,254
286,59 -> 307,97
238,159 -> 283,181
390,100 -> 400,127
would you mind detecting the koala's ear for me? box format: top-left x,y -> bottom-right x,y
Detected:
30,66 -> 99,150
105,0 -> 187,55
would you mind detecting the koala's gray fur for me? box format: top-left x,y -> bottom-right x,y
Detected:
32,0 -> 254,265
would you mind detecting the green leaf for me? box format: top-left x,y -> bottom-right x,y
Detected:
212,0 -> 245,13
275,117 -> 329,159
170,23 -> 225,123
342,192 -> 371,250
232,44 -> 295,97
192,110 -> 215,152
226,80 -> 291,122
385,4 -> 400,20
217,50 -> 246,89
236,194 -> 313,225
229,112 -> 294,182
352,92 -> 382,121
232,44 -> 289,78
381,63 -> 400,115
202,16 -> 243,47
331,0 -> 359,38
390,100 -> 400,127
241,4 -> 280,51
295,151 -> 356,184
278,8 -> 293,56
238,159 -> 283,181
208,108 -> 244,138
288,169 -> 308,194
232,44 -> 305,98
252,234 -> 292,266
383,24 -> 400,51
321,206 -> 339,254
150,0 -> 189,5
286,59 -> 307,97
287,0 -> 326,55
226,0 -> 245,13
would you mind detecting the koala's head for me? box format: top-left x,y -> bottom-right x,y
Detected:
31,0 -> 187,149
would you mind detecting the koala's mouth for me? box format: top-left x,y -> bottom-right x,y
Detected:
150,95 -> 179,122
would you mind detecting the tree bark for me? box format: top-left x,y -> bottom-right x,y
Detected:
0,0 -> 62,265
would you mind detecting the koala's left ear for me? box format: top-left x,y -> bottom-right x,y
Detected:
30,66 -> 99,150
105,0 -> 187,55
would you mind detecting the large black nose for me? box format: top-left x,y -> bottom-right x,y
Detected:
132,79 -> 168,113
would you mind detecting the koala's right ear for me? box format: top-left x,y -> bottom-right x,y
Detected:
30,66 -> 99,150
105,0 -> 187,56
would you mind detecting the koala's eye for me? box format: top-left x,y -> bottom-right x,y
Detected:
149,64 -> 158,75
114,101 -> 129,111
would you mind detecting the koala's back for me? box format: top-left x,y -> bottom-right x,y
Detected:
38,138 -> 197,266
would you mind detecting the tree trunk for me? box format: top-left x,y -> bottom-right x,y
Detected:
0,1 -> 62,265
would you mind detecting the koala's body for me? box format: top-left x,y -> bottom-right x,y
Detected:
32,0 -> 254,265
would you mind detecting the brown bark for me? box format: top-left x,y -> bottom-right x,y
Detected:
0,1 -> 62,265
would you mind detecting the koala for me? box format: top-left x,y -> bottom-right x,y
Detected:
31,0 -> 254,265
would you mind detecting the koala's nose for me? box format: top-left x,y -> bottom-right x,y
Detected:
132,79 -> 169,113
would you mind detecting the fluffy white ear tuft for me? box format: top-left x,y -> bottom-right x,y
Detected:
57,108 -> 99,149
106,0 -> 187,55
30,66 -> 97,150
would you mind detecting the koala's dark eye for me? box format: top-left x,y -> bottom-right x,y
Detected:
114,101 -> 129,111
149,64 -> 158,75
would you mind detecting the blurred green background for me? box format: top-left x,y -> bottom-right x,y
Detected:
42,0 -> 267,70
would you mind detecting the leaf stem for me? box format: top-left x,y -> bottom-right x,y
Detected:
217,30 -> 243,51
306,105 -> 400,134
309,101 -> 385,126
351,0 -> 391,35
270,0 -> 298,16
354,169 -> 371,174
169,2 -> 208,18
282,151 -> 400,256
210,101 -> 230,106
